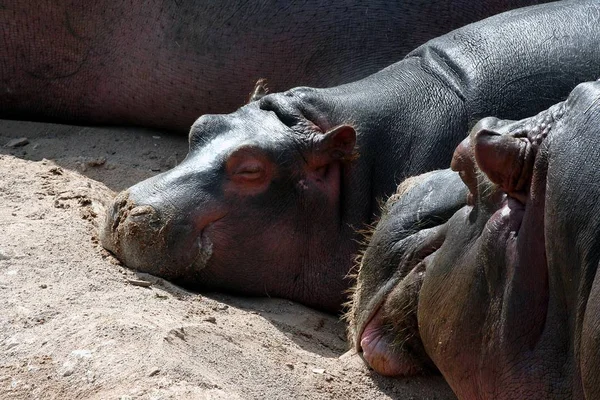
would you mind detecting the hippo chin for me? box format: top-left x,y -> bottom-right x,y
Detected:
102,1 -> 600,312
350,80 -> 600,398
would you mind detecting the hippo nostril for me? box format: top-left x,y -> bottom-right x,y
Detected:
474,128 -> 534,196
124,205 -> 163,232
129,205 -> 157,218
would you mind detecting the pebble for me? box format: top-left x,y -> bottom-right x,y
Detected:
5,137 -> 29,148
126,278 -> 152,288
0,250 -> 11,260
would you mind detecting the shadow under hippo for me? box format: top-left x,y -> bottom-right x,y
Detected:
350,80 -> 600,399
101,1 -> 600,312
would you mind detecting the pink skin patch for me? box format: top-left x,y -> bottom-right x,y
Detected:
360,308 -> 416,377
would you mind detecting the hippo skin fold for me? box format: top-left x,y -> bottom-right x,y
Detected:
350,79 -> 600,399
0,0 -> 547,131
101,1 -> 600,312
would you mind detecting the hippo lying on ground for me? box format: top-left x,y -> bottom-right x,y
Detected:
101,1 -> 600,312
0,0 -> 545,131
350,80 -> 600,398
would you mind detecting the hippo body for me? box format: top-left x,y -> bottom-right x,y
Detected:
102,1 -> 600,312
0,0 -> 546,131
351,80 -> 600,399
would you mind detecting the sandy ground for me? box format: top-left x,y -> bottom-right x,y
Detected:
0,119 -> 455,400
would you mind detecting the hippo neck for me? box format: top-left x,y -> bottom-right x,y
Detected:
328,57 -> 468,225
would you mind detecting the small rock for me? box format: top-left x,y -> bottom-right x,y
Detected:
39,284 -> 47,289
5,137 -> 29,148
203,316 -> 217,324
86,157 -> 106,167
126,278 -> 152,288
312,368 -> 326,374
49,166 -> 63,175
0,250 -> 11,261
285,363 -> 294,370
148,368 -> 160,377
152,136 -> 161,139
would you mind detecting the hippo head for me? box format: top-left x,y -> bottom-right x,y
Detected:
350,81 -> 600,397
101,94 -> 359,311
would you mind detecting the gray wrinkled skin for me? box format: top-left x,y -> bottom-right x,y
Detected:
351,80 -> 600,399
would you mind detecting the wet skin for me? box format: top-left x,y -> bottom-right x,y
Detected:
351,80 -> 600,399
101,1 -> 600,312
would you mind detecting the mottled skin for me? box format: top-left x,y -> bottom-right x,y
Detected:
0,0 -> 545,131
102,1 -> 600,312
351,81 -> 600,398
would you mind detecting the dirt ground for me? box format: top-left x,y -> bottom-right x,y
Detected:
0,119 -> 455,400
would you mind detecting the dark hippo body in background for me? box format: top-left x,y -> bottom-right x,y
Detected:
351,80 -> 600,398
102,1 -> 600,312
0,0 -> 547,131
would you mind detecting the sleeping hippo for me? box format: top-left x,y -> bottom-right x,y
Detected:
101,1 -> 600,312
0,0 -> 546,131
350,80 -> 600,398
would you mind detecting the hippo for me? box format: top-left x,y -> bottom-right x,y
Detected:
101,1 -> 600,312
350,79 -> 600,398
0,0 -> 546,132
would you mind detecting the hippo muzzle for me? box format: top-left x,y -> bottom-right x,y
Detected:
101,173 -> 217,283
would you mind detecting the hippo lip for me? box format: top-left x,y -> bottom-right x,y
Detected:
355,223 -> 446,353
189,227 -> 214,272
359,304 -> 416,376
355,285 -> 395,352
185,213 -> 227,273
356,258 -> 430,377
485,194 -> 526,235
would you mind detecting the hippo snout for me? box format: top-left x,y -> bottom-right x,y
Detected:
101,190 -> 171,275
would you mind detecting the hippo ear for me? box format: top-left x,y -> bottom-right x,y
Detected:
310,125 -> 357,167
248,78 -> 269,103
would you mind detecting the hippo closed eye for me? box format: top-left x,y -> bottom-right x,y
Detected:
350,80 -> 600,399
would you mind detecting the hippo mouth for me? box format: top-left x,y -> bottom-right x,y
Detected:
355,225 -> 446,377
189,228 -> 214,272
357,265 -> 429,377
101,189 -> 224,279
